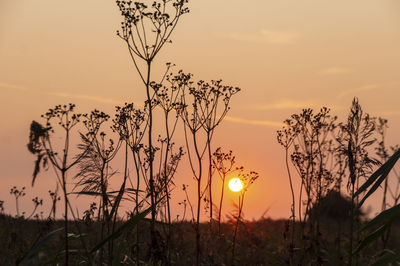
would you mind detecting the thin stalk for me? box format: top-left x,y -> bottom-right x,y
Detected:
232,193 -> 244,265
163,112 -> 172,265
144,59 -> 158,258
206,132 -> 213,222
349,184 -> 355,266
132,148 -> 141,264
62,170 -> 69,266
15,197 -> 20,217
285,147 -> 296,251
218,176 -> 225,234
192,130 -> 202,266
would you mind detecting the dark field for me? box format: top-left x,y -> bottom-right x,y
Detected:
1,206 -> 399,265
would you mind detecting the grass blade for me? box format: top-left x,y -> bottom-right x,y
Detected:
355,149 -> 400,207
371,249 -> 400,266
357,163 -> 394,208
18,227 -> 63,264
361,204 -> 400,232
90,204 -> 152,254
353,224 -> 389,254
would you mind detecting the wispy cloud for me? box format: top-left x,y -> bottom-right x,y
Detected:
245,99 -> 316,110
260,30 -> 298,44
374,110 -> 400,117
0,82 -> 30,91
47,92 -> 121,105
228,29 -> 298,44
318,67 -> 354,75
225,116 -> 284,128
338,82 -> 399,98
0,81 -> 125,105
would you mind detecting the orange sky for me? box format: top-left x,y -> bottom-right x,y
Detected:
1,0 -> 400,220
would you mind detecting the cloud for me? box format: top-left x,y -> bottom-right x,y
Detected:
47,92 -> 121,105
245,99 -> 316,110
375,110 -> 400,117
318,67 -> 354,75
228,29 -> 298,44
0,82 -> 30,91
260,30 -> 298,44
0,81 -> 126,105
225,116 -> 284,128
337,82 -> 400,98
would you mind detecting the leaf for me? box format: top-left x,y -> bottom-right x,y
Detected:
107,188 -> 144,194
27,121 -> 47,154
356,149 -> 399,197
90,204 -> 152,254
353,224 -> 389,254
68,191 -> 118,198
371,249 -> 400,266
109,179 -> 127,220
67,233 -> 88,239
18,227 -> 63,264
32,153 -> 44,186
355,149 -> 400,208
361,204 -> 400,233
357,162 -> 395,208
142,217 -> 166,225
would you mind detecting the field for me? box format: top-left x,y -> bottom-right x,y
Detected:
1,191 -> 400,265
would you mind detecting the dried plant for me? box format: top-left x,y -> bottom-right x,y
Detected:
116,1 -> 189,260
82,202 -> 98,225
26,197 -> 43,220
277,98 -> 388,265
339,98 -> 378,264
231,169 -> 259,264
176,72 -> 240,264
27,104 -> 97,265
48,186 -> 61,220
10,186 -> 26,218
277,119 -> 297,255
212,147 -> 236,233
0,200 -> 4,214
113,103 -> 148,263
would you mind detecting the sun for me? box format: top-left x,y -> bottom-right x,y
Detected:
228,178 -> 244,192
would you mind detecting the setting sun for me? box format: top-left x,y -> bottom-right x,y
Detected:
228,178 -> 244,192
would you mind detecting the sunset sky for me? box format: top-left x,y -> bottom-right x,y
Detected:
1,0 -> 399,220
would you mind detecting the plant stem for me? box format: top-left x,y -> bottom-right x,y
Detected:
62,170 -> 69,266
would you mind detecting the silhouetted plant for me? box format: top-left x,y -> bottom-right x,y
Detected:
48,186 -> 61,220
277,101 -> 385,264
113,102 -> 148,263
0,200 -> 4,214
353,148 -> 400,264
175,73 -> 206,265
116,2 -> 189,259
176,72 -> 240,264
82,202 -> 97,225
150,68 -> 187,261
74,109 -> 123,264
199,80 -> 240,223
10,186 -> 26,218
26,197 -> 43,220
338,98 -> 378,265
27,103 -> 97,265
373,117 -> 396,248
212,147 -> 236,233
278,107 -> 338,264
277,120 -> 297,257
389,145 -> 400,206
290,108 -> 337,225
181,184 -> 195,222
231,169 -> 259,265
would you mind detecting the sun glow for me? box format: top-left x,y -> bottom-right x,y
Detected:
228,178 -> 244,192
